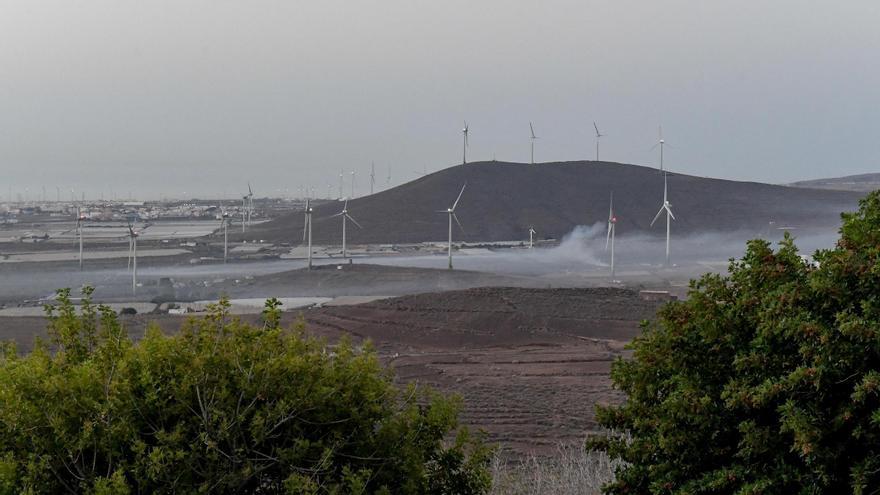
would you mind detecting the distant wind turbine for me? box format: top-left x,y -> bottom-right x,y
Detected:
370,162 -> 375,195
76,207 -> 86,270
333,199 -> 362,259
606,192 -> 617,277
650,173 -> 676,266
462,121 -> 469,165
528,227 -> 536,249
241,183 -> 254,233
529,122 -> 539,165
338,171 -> 344,199
127,223 -> 139,295
594,122 -> 605,161
438,183 -> 467,270
350,171 -> 356,198
303,199 -> 313,269
650,126 -> 667,172
220,211 -> 230,263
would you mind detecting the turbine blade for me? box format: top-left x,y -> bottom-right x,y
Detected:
452,183 -> 467,211
594,121 -> 600,136
530,122 -> 535,139
347,214 -> 363,229
666,206 -> 676,221
606,222 -> 612,250
650,206 -> 664,227
452,213 -> 465,234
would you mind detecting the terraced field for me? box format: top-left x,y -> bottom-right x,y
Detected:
303,287 -> 664,456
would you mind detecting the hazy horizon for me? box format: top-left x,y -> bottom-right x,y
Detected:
2,0 -> 879,200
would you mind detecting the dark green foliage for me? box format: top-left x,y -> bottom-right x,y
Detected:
0,291 -> 491,494
590,191 -> 880,494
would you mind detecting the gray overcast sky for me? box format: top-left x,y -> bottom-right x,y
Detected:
1,0 -> 879,200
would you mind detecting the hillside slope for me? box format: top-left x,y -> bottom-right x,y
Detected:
247,161 -> 862,245
789,173 -> 880,192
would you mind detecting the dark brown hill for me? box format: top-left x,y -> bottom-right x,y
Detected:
247,161 -> 862,244
789,172 -> 880,192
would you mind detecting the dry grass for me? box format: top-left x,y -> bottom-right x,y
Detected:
489,442 -> 619,495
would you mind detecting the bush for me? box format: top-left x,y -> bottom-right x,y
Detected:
0,290 -> 491,494
489,442 -> 619,495
590,191 -> 880,493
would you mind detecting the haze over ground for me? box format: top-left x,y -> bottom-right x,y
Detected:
1,1 -> 879,200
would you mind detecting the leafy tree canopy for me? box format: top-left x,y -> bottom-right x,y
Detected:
0,292 -> 491,494
591,191 -> 880,494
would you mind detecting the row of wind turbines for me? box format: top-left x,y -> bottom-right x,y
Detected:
296,124 -> 676,274
460,121 -> 609,166
68,124 -> 676,293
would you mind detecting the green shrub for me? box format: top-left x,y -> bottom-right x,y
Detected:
0,290 -> 491,494
590,191 -> 880,493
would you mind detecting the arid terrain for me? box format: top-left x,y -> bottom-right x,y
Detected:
0,286 -> 664,457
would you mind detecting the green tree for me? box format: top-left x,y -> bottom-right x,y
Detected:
0,291 -> 491,494
591,191 -> 880,494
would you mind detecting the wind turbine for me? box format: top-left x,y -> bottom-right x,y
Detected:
462,121 -> 469,165
529,122 -> 539,164
332,199 -> 362,259
651,126 -> 667,173
302,199 -> 313,269
528,227 -> 536,249
127,223 -> 139,295
606,192 -> 617,277
650,173 -> 676,266
370,162 -> 376,195
240,184 -> 253,233
438,183 -> 466,270
76,207 -> 86,270
350,171 -> 356,198
338,171 -> 344,198
220,211 -> 230,263
594,122 -> 605,161
246,183 -> 254,228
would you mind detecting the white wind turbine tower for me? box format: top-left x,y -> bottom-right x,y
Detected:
246,183 -> 255,228
438,183 -> 467,270
333,199 -> 362,259
651,125 -> 666,172
127,223 -> 140,295
302,199 -> 313,269
606,192 -> 617,277
240,184 -> 251,234
76,207 -> 86,270
462,121 -> 469,165
338,171 -> 344,198
650,173 -> 676,266
220,211 -> 230,263
528,227 -> 536,249
350,171 -> 356,198
594,122 -> 605,161
529,122 -> 539,164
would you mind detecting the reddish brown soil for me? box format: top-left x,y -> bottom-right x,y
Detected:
301,287 -> 661,456
0,286 -> 662,457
